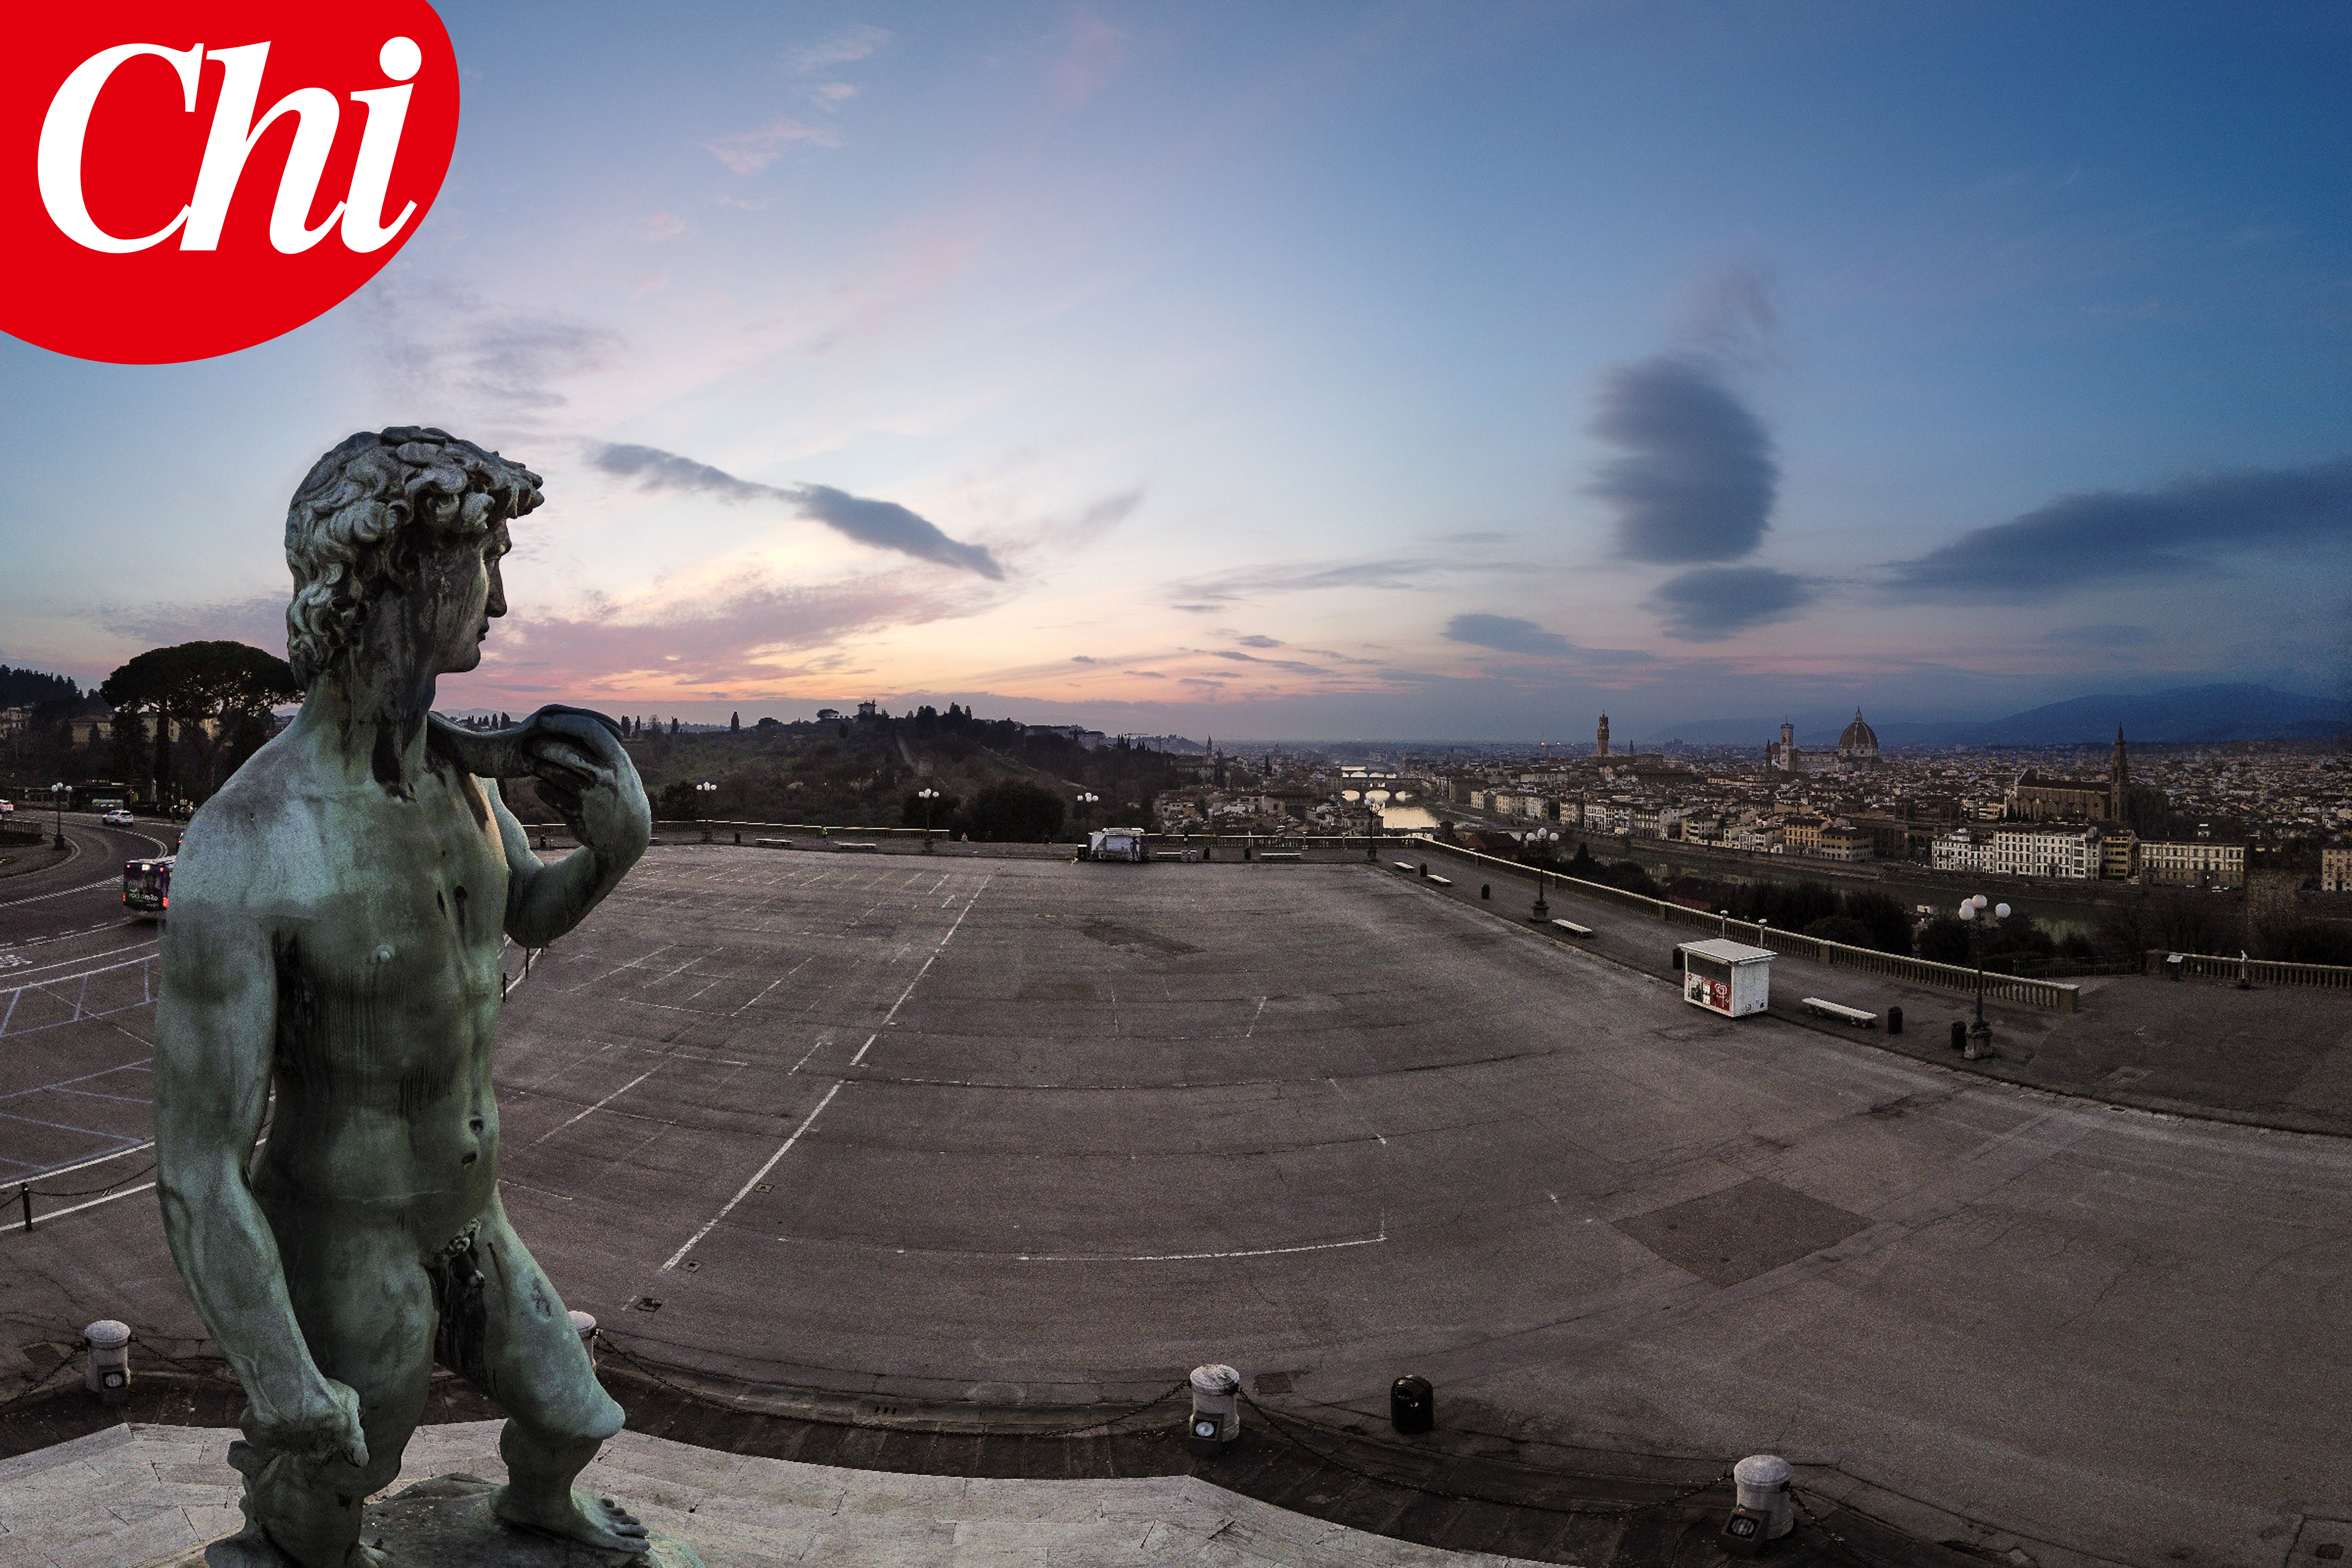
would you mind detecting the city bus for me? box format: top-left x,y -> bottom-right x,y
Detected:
123,857 -> 174,919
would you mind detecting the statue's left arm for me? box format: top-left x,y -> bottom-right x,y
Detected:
492,715 -> 650,946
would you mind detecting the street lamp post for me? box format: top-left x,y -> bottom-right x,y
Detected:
917,786 -> 941,852
1530,828 -> 1559,921
52,783 -> 68,849
694,780 -> 717,842
1957,894 -> 2009,1058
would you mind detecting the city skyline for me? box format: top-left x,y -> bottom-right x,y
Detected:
3,2 -> 2349,738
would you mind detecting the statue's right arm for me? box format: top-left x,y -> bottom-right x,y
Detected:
153,846 -> 367,1468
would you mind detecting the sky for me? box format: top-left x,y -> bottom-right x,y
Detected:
4,0 -> 2349,742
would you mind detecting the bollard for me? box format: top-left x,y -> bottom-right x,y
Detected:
1671,948 -> 1684,970
1418,862 -> 1427,877
1186,1364 -> 1241,1457
17,1183 -> 28,1233
1887,1005 -> 1902,1036
1965,1019 -> 1993,1060
733,831 -> 741,845
1243,845 -> 1252,861
84,1320 -> 131,1406
1950,1020 -> 1966,1053
1389,1374 -> 1433,1434
1720,1453 -> 1795,1554
1480,884 -> 1490,900
569,1311 -> 597,1368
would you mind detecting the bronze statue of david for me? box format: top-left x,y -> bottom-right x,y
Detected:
155,429 -> 663,1566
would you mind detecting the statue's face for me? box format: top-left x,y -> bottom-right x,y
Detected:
408,520 -> 511,678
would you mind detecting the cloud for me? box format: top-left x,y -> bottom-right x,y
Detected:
1882,458 -> 2352,600
1235,635 -> 1283,649
368,282 -> 623,428
588,443 -> 1004,579
1071,655 -> 1097,663
483,577 -> 983,691
1647,566 -> 1815,640
1207,649 -> 1330,676
1442,614 -> 1573,655
1439,613 -> 1658,667
1678,265 -> 1779,369
785,24 -> 890,75
705,116 -> 844,174
1170,556 -> 1447,607
1588,356 -> 1779,563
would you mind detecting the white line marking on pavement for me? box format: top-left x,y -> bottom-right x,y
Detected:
880,878 -> 989,1027
0,879 -> 113,910
850,1033 -> 877,1066
661,1080 -> 845,1273
532,1066 -> 662,1145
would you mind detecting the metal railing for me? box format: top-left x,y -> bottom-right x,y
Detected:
2150,950 -> 2352,990
1395,835 -> 2083,1013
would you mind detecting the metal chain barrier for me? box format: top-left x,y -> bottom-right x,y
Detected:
1237,1389 -> 1730,1520
19,1162 -> 156,1200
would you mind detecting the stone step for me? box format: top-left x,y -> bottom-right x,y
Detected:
0,1423 -> 1546,1568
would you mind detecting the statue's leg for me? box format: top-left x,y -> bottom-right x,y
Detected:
438,1196 -> 647,1557
232,1222 -> 433,1568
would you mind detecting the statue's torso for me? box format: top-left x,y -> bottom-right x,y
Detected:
234,758 -> 514,1248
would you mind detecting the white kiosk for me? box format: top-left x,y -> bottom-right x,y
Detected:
1678,938 -> 1775,1018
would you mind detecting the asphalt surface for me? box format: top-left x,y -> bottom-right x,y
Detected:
4,842 -> 2351,1568
0,813 -> 181,1201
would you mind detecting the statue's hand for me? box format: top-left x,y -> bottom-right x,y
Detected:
244,1374 -> 369,1469
523,711 -> 651,871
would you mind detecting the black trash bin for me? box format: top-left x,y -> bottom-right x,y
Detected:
1671,948 -> 1684,970
1390,1375 -> 1433,1435
1887,1005 -> 1902,1036
1950,1020 -> 1967,1052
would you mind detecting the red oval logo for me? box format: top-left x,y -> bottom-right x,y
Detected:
4,1 -> 458,364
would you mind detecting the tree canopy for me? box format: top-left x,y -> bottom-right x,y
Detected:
100,642 -> 300,724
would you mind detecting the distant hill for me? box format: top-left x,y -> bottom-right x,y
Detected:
1639,684 -> 2349,750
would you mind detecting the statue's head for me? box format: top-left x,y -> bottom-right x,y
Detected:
285,428 -> 543,686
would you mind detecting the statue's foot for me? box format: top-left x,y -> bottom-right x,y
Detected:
490,1485 -> 651,1560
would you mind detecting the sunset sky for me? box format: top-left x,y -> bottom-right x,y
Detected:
3,2 -> 2348,741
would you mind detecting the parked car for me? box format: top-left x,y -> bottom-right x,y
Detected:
101,809 -> 136,826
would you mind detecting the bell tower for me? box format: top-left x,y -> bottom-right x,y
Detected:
1596,714 -> 1610,758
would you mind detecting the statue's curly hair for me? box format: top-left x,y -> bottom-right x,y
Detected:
284,427 -> 542,685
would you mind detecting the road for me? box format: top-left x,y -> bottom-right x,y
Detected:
3,842 -> 2347,1568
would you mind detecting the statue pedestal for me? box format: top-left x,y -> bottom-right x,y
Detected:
170,1476 -> 704,1568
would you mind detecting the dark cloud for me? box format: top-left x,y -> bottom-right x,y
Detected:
588,442 -> 1005,579
1882,459 -> 2352,600
1442,614 -> 1573,655
1647,566 -> 1815,641
1588,357 -> 1779,563
1208,649 -> 1330,676
1440,613 -> 1659,667
1236,634 -> 1283,648
1070,654 -> 1098,663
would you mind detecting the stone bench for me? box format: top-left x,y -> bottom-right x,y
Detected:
1550,919 -> 1596,937
1802,996 -> 1878,1027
